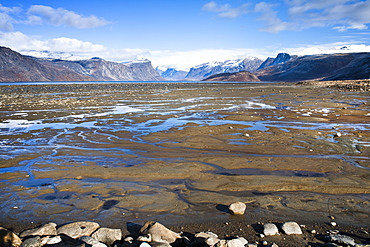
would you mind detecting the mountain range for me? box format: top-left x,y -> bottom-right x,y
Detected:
0,46 -> 162,82
1,46 -> 370,82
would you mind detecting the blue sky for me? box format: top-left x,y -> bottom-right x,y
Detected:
1,0 -> 370,70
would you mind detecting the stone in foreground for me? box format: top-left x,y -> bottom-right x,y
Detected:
228,202 -> 246,215
281,222 -> 302,235
20,222 -> 57,238
263,223 -> 279,236
140,221 -> 181,244
91,227 -> 122,246
57,221 -> 100,239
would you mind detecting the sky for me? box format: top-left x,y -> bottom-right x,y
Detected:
1,0 -> 370,70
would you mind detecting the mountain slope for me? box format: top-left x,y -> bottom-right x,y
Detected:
0,47 -> 92,82
256,52 -> 370,82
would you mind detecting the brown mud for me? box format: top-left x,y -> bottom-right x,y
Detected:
0,82 -> 369,240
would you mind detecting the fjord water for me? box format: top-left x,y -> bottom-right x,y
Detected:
0,82 -> 369,230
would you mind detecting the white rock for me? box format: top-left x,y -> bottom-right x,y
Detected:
228,202 -> 246,215
263,223 -> 279,236
281,222 -> 302,235
80,236 -> 107,247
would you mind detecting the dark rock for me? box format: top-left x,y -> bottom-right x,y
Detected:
20,236 -> 41,247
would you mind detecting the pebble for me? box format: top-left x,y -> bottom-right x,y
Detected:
281,222 -> 303,235
228,202 -> 246,215
263,223 -> 279,236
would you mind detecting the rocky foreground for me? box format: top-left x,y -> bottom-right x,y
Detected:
1,202 -> 369,247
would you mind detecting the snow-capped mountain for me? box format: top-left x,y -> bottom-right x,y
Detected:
185,57 -> 263,80
292,45 -> 370,56
157,68 -> 188,81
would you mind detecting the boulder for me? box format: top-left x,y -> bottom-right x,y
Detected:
91,227 -> 122,246
139,222 -> 181,244
0,227 -> 22,247
57,221 -> 100,239
80,236 -> 107,247
20,236 -> 41,247
20,222 -> 57,237
263,223 -> 279,236
281,222 -> 302,235
228,202 -> 246,215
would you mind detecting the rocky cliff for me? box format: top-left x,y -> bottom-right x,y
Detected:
257,53 -> 294,70
0,47 -> 163,82
256,52 -> 370,82
203,71 -> 260,82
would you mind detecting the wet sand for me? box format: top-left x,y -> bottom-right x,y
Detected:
0,82 -> 369,240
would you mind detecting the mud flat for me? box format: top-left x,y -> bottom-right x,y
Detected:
0,82 -> 369,236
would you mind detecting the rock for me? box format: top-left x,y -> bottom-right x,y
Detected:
91,227 -> 122,246
139,243 -> 151,247
20,236 -> 41,247
217,239 -> 227,247
137,235 -> 151,242
328,234 -> 356,246
0,227 -> 22,247
228,202 -> 246,215
57,221 -> 100,239
149,242 -> 172,247
236,237 -> 248,246
80,236 -> 107,247
281,222 -> 302,235
139,221 -> 181,244
270,244 -> 279,247
246,244 -> 258,247
45,236 -> 62,245
226,238 -> 245,247
263,223 -> 279,236
20,222 -> 57,237
195,232 -> 220,246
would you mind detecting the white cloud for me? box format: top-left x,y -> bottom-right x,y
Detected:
203,0 -> 370,33
279,42 -> 370,55
0,4 -> 21,31
202,1 -> 250,18
27,5 -> 110,28
254,2 -> 292,33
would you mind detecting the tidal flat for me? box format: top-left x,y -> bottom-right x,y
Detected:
0,82 -> 369,233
